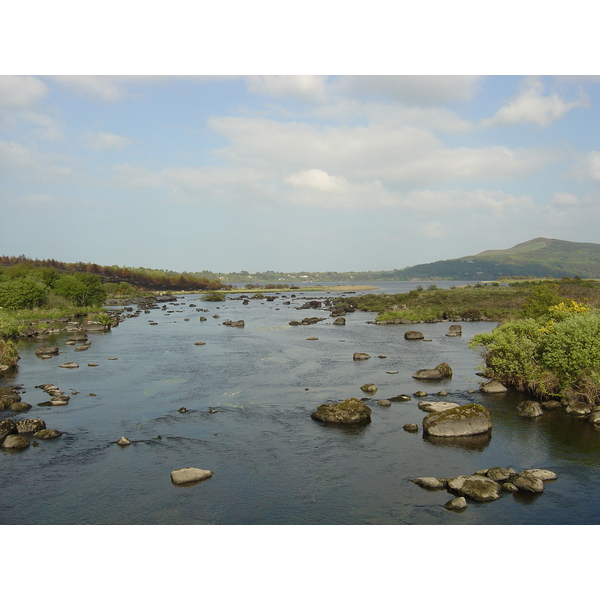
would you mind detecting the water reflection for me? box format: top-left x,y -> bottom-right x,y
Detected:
423,431 -> 492,451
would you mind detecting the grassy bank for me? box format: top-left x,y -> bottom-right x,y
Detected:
333,279 -> 600,323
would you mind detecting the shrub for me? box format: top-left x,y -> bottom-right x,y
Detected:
0,277 -> 47,309
0,339 -> 19,368
204,291 -> 226,302
54,273 -> 107,307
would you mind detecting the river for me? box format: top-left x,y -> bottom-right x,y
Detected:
2,281 -> 600,525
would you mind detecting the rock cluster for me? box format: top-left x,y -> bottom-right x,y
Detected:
412,467 -> 557,510
35,384 -> 71,406
1,416 -> 62,450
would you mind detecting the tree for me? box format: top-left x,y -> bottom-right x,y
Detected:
0,277 -> 47,309
54,273 -> 107,307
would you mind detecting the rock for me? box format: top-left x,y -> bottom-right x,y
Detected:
0,418 -> 17,442
353,353 -> 370,361
446,325 -> 462,337
417,400 -> 460,413
565,401 -> 592,416
59,362 -> 79,369
486,467 -> 512,482
404,331 -> 424,340
223,319 -> 245,327
541,400 -> 561,410
2,434 -> 30,450
87,363 -> 100,367
444,497 -> 467,511
333,317 -> 346,325
413,362 -> 453,380
194,342 -> 206,346
34,346 -> 60,357
116,436 -> 132,446
306,337 -> 319,341
377,399 -> 392,407
34,429 -> 63,440
170,467 -> 213,485
423,403 -> 492,437
521,469 -> 557,481
513,473 -> 545,493
403,423 -> 419,433
502,481 -> 519,493
414,391 -> 428,397
14,418 -> 46,434
311,398 -> 372,425
389,394 -> 411,402
387,371 -> 399,374
437,390 -> 449,397
517,400 -> 543,418
9,402 -> 32,412
411,477 -> 446,490
480,380 -> 508,393
589,410 -> 600,425
178,407 -> 188,413
448,475 -> 502,502
360,383 -> 378,394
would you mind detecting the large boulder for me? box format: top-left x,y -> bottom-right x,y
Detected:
311,398 -> 372,425
413,362 -> 453,380
422,403 -> 492,437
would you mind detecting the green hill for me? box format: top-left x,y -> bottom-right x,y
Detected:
392,237 -> 600,280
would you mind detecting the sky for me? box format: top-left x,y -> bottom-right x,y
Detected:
2,6 -> 600,276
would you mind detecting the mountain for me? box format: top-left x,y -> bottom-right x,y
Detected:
389,238 -> 600,280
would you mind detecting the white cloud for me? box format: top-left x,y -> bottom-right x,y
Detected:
583,151 -> 600,181
285,169 -> 350,192
246,76 -> 329,102
52,76 -> 132,102
209,116 -> 558,187
421,222 -> 444,239
484,80 -> 589,127
0,76 -> 48,110
550,192 -> 579,206
84,131 -> 132,150
0,137 -> 71,177
331,75 -> 482,105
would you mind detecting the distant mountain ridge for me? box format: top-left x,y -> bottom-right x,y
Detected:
392,237 -> 600,280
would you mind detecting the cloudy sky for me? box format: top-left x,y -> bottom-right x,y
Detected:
1,5 -> 598,275
2,74 -> 599,274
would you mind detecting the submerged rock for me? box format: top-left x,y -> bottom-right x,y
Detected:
411,477 -> 446,490
403,423 -> 419,433
34,428 -> 63,440
417,400 -> 460,413
422,403 -> 492,437
311,398 -> 372,425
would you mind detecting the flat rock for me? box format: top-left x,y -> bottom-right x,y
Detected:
170,468 -> 213,485
417,400 -> 460,413
411,477 -> 447,490
404,331 -> 424,340
33,428 -> 63,440
521,469 -> 557,481
59,362 -> 79,369
353,353 -> 370,361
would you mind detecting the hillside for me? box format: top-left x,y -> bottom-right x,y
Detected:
393,238 -> 600,280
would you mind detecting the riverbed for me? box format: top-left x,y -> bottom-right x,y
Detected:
2,281 -> 600,524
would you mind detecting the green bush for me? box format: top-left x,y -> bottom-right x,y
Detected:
54,274 -> 107,307
470,309 -> 600,402
0,277 -> 48,309
204,291 -> 226,302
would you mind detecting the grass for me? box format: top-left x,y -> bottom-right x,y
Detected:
334,279 -> 600,323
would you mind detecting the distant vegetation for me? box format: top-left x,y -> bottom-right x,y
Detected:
0,255 -> 227,292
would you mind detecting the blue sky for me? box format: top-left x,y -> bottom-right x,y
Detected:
2,7 -> 599,275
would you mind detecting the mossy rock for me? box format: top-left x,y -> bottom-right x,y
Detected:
311,398 -> 372,425
33,429 -> 63,440
423,403 -> 492,437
